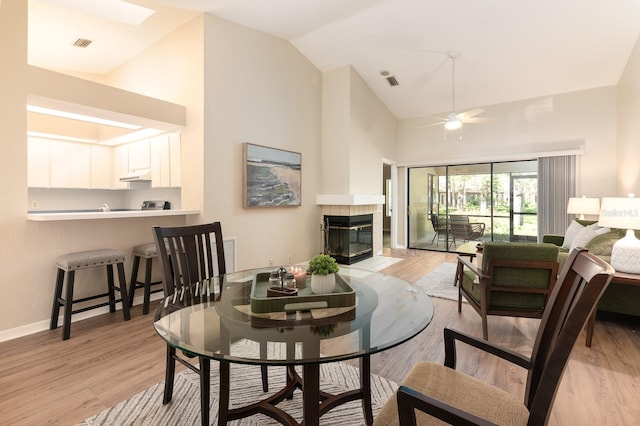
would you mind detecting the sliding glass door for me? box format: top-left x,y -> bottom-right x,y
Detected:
408,160 -> 538,251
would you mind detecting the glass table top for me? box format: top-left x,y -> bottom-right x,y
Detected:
153,266 -> 433,366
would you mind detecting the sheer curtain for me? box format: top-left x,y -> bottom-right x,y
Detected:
537,155 -> 576,241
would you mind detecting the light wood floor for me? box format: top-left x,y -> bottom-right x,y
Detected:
1,249 -> 638,425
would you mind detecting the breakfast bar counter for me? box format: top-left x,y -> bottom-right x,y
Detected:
27,209 -> 200,221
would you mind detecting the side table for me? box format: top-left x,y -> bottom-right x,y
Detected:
585,271 -> 640,347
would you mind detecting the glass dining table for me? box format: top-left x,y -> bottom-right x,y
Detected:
153,266 -> 433,426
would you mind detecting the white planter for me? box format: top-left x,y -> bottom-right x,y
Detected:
310,273 -> 336,294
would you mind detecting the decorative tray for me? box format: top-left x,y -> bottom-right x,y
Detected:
250,272 -> 356,314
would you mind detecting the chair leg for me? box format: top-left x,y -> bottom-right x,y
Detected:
260,343 -> 269,392
163,345 -> 176,404
62,271 -> 75,340
50,268 -> 65,330
128,255 -> 141,310
482,315 -> 489,340
219,360 -> 230,425
116,262 -> 131,321
142,257 -> 153,315
106,265 -> 116,313
199,357 -> 210,426
360,355 -> 373,425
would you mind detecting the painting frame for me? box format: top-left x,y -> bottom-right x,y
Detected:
243,143 -> 302,208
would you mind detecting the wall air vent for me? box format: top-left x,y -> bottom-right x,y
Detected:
73,38 -> 93,48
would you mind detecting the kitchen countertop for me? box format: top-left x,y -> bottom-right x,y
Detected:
27,209 -> 200,221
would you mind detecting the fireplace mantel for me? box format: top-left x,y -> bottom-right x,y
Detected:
315,194 -> 385,206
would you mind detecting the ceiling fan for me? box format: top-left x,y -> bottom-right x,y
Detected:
428,52 -> 486,131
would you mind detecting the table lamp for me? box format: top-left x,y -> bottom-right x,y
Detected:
598,196 -> 640,274
567,196 -> 601,220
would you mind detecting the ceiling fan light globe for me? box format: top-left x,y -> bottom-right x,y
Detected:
445,119 -> 462,130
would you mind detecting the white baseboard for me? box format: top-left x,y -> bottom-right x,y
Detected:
0,293 -> 163,343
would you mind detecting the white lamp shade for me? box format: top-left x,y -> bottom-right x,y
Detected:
567,197 -> 601,217
597,197 -> 640,230
598,197 -> 640,274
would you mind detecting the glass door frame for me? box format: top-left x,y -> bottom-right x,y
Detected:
407,159 -> 538,251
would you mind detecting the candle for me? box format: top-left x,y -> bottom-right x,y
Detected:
290,266 -> 307,288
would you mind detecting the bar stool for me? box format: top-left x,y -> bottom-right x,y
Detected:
50,249 -> 131,340
128,242 -> 163,314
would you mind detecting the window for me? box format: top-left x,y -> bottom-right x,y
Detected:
408,160 -> 538,251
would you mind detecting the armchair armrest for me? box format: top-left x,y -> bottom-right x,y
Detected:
471,222 -> 485,232
542,234 -> 564,246
457,256 -> 486,280
397,385 -> 496,426
443,327 -> 531,369
395,327 -> 531,426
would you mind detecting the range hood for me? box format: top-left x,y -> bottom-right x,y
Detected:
120,168 -> 151,182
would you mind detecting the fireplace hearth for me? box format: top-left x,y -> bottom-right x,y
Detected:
323,214 -> 373,264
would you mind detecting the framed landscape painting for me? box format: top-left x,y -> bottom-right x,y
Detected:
243,143 -> 302,207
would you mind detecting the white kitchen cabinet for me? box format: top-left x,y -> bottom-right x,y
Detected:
150,132 -> 181,188
169,132 -> 181,187
90,145 -> 112,189
150,135 -> 171,188
27,138 -> 50,187
128,140 -> 150,171
50,141 -> 91,188
113,144 -> 129,188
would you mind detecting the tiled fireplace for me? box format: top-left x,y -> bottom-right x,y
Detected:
317,196 -> 384,264
323,214 -> 373,264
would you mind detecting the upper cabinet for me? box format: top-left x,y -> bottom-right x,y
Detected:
50,141 -> 91,188
128,140 -> 150,171
90,145 -> 113,189
150,132 -> 181,188
27,132 -> 182,189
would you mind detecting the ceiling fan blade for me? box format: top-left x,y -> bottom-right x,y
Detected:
413,121 -> 446,129
462,116 -> 491,124
458,108 -> 485,119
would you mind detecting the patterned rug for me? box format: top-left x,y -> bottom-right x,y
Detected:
78,340 -> 397,425
414,262 -> 465,302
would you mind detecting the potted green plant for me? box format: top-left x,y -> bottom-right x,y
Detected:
307,254 -> 339,294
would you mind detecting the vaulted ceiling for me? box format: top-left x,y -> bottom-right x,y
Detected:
29,0 -> 640,120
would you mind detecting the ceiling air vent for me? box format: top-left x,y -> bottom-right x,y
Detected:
72,38 -> 93,48
386,76 -> 399,86
379,70 -> 399,87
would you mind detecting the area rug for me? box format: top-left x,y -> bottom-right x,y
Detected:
78,340 -> 397,425
414,262 -> 464,302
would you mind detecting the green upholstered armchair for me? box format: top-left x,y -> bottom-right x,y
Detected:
456,242 -> 559,339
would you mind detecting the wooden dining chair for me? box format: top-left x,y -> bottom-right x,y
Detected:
153,221 -> 268,426
373,248 -> 614,425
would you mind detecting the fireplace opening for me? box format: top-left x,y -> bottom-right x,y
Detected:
323,214 -> 373,264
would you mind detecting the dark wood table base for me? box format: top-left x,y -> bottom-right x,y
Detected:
218,355 -> 373,426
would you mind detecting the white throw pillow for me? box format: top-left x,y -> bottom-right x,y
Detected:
569,223 -> 611,253
562,220 -> 585,249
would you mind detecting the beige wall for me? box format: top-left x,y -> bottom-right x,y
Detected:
348,67 -> 398,194
321,67 -> 351,194
398,86 -> 618,197
321,65 -> 398,196
617,35 -> 640,196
